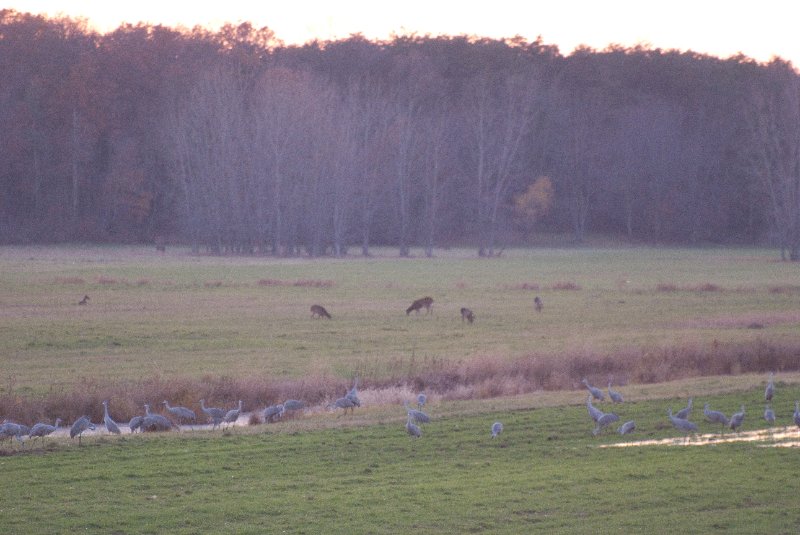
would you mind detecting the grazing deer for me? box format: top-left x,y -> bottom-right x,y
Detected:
534,296 -> 543,312
78,295 -> 90,305
406,296 -> 433,315
460,307 -> 474,323
155,236 -> 166,253
310,304 -> 332,319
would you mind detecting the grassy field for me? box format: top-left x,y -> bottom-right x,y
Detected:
1,245 -> 799,398
3,379 -> 800,534
2,245 -> 800,533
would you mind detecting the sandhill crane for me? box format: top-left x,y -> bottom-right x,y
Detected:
592,412 -> 620,436
346,378 -> 361,407
491,422 -> 503,438
703,403 -> 729,430
765,372 -> 774,402
460,307 -> 474,323
29,418 -> 62,444
534,296 -> 543,312
794,401 -> 800,429
617,420 -> 636,435
406,415 -> 421,438
78,295 -> 90,305
199,399 -> 225,429
162,400 -> 196,429
331,396 -> 357,416
141,404 -> 173,432
283,400 -> 305,412
764,405 -> 775,425
223,400 -> 243,428
263,404 -> 284,423
587,395 -> 604,423
582,379 -> 604,401
417,392 -> 427,409
0,422 -> 29,447
607,381 -> 624,403
70,416 -> 95,445
668,408 -> 698,443
102,400 -> 121,435
404,400 -> 430,424
729,405 -> 745,433
675,398 -> 693,420
129,415 -> 144,433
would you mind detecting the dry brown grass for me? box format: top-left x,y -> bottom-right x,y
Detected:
257,278 -> 335,287
551,281 -> 581,291
5,339 -> 798,425
53,276 -> 86,285
501,282 -> 540,291
657,282 -> 722,292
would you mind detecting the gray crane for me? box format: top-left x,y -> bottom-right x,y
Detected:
765,372 -> 774,402
703,403 -> 729,430
592,412 -> 620,436
141,404 -> 173,432
617,420 -> 636,435
263,404 -> 285,423
223,400 -> 243,428
0,422 -> 29,447
346,377 -> 361,407
406,415 -> 422,438
764,405 -> 775,425
331,396 -> 357,416
70,416 -> 95,445
404,400 -> 430,424
607,381 -> 624,404
102,400 -> 121,435
199,399 -> 225,429
283,400 -> 305,412
417,392 -> 427,409
587,395 -> 604,423
729,405 -> 745,433
162,400 -> 196,429
668,408 -> 698,442
582,378 -> 604,401
29,418 -> 62,444
675,398 -> 693,420
491,421 -> 503,438
129,415 -> 144,433
794,401 -> 800,429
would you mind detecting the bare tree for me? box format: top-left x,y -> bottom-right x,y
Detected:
748,63 -> 800,260
464,69 -> 541,256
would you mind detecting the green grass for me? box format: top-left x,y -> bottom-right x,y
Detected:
1,245 -> 799,396
3,383 -> 800,534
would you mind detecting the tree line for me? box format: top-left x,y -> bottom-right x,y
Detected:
2,9 -> 799,258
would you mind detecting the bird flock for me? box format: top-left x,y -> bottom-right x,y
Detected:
581,372 -> 800,444
2,372 -> 798,449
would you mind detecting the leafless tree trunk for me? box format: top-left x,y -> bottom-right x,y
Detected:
749,71 -> 800,260
465,70 -> 540,256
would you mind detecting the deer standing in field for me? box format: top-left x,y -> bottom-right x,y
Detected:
406,296 -> 433,315
460,307 -> 474,323
310,304 -> 332,319
78,295 -> 90,305
534,296 -> 543,312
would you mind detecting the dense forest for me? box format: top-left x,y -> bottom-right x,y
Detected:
2,10 -> 800,258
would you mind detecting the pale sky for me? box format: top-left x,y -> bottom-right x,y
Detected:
6,1 -> 800,65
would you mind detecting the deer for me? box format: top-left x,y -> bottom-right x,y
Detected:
78,295 -> 90,305
310,304 -> 332,319
460,307 -> 474,323
534,296 -> 543,312
406,296 -> 433,315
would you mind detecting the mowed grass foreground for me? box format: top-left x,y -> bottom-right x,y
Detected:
3,382 -> 800,534
2,245 -> 800,403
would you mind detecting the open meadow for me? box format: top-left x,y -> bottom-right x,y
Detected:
2,245 -> 800,533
